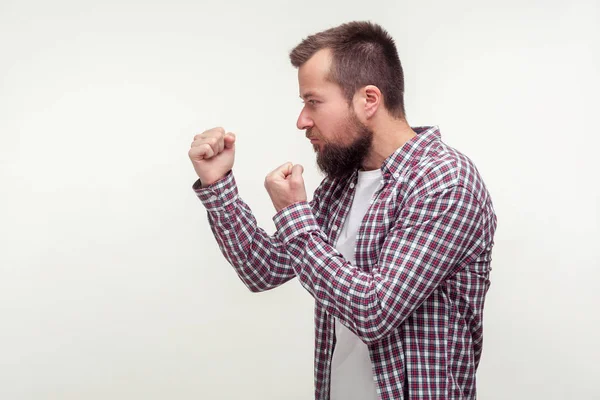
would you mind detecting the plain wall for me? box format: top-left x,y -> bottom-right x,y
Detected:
1,0 -> 598,399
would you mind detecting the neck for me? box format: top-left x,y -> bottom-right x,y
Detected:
361,117 -> 416,170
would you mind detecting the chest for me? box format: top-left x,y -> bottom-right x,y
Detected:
322,180 -> 405,271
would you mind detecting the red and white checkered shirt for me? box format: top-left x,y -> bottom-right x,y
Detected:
194,126 -> 497,399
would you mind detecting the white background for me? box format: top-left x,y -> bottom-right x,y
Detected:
1,0 -> 598,399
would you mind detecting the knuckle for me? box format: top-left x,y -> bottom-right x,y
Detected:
195,127 -> 224,140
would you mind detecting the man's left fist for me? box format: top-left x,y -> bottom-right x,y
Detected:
264,162 -> 307,212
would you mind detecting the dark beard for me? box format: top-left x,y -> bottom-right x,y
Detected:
315,121 -> 374,179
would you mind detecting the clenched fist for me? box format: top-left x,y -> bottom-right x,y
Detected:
189,127 -> 236,187
264,162 -> 307,212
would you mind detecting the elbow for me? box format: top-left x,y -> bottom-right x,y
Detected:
240,275 -> 277,294
243,280 -> 268,293
228,260 -> 271,293
355,312 -> 405,346
359,327 -> 389,346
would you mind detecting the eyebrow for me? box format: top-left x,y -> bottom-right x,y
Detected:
300,91 -> 318,100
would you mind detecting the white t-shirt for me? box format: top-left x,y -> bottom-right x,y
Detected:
330,168 -> 382,400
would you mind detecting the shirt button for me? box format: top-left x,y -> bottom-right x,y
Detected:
393,173 -> 400,179
209,195 -> 217,201
332,225 -> 338,231
349,183 -> 355,189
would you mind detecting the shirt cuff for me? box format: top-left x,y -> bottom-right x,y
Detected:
273,201 -> 320,244
192,171 -> 238,211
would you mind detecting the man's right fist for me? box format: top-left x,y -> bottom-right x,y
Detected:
188,127 -> 236,187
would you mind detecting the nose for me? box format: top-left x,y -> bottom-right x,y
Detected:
296,107 -> 314,131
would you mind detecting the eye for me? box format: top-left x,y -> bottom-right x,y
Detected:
301,98 -> 320,108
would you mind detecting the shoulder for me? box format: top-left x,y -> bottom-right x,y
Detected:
403,140 -> 491,206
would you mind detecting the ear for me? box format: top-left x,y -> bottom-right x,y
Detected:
353,85 -> 382,120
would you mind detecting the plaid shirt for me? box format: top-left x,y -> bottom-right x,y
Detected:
194,126 -> 497,399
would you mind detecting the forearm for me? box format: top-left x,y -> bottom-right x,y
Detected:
275,207 -> 389,343
273,186 -> 486,344
195,172 -> 296,292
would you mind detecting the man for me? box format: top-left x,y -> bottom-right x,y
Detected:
189,21 -> 497,400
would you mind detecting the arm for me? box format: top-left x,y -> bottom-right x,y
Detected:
195,170 -> 326,293
273,184 -> 492,344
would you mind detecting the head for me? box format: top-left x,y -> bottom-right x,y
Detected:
289,21 -> 405,178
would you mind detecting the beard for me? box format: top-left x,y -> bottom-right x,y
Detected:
311,111 -> 374,179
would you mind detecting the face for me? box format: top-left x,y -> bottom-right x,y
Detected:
297,49 -> 374,178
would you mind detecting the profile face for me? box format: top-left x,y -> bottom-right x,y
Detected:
296,49 -> 373,177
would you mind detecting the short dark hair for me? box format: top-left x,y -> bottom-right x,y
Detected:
290,21 -> 405,119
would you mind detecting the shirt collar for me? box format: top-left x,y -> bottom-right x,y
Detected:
380,125 -> 441,180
